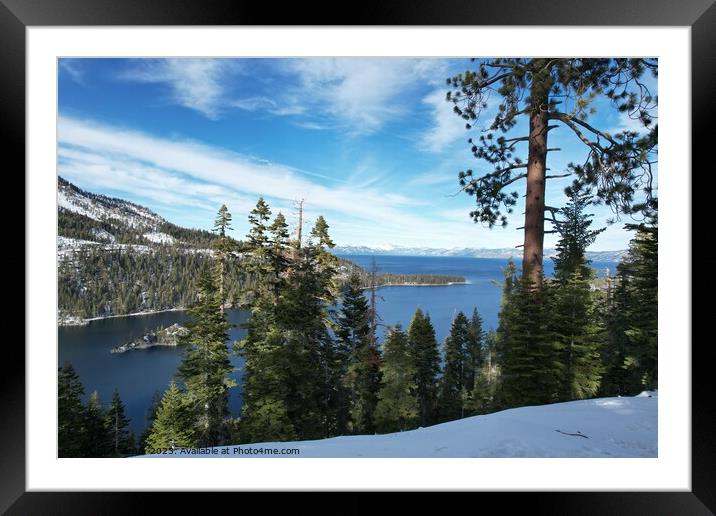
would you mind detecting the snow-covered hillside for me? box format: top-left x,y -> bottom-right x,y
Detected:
57,177 -> 216,253
143,393 -> 657,458
143,232 -> 176,244
58,176 -> 165,229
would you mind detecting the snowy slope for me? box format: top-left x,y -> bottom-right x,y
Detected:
143,393 -> 657,458
58,177 -> 165,229
143,232 -> 175,244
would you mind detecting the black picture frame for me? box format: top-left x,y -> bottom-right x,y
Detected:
7,0 -> 713,512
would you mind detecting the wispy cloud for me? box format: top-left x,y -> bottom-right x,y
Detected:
119,59 -> 239,119
420,89 -> 468,153
58,116 -> 488,247
59,59 -> 86,85
409,171 -> 458,187
229,59 -> 450,136
287,58 -> 448,136
232,96 -> 307,117
292,120 -> 331,131
118,58 -> 454,134
610,111 -> 651,135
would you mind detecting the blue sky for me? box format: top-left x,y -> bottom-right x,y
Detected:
58,58 -> 657,251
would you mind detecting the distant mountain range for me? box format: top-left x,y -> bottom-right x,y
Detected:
57,176 -> 627,265
333,245 -> 627,263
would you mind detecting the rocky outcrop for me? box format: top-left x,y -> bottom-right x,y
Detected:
110,323 -> 189,354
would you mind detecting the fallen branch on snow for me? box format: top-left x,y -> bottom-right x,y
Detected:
555,430 -> 589,439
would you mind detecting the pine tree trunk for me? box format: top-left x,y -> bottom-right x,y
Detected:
523,84 -> 549,289
219,258 -> 225,312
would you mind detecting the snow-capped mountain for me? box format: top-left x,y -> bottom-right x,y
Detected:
58,177 -> 214,250
334,245 -> 627,262
59,176 -> 165,230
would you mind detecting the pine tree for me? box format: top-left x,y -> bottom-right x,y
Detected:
497,275 -> 561,408
239,207 -> 340,443
447,58 -> 658,288
465,331 -> 501,415
211,204 -> 235,310
438,311 -> 470,422
337,272 -> 381,434
280,217 -> 339,439
552,185 -> 606,282
267,211 -> 290,302
238,203 -> 295,444
140,389 -> 162,452
375,325 -> 418,433
84,390 -> 110,457
106,389 -> 132,456
602,265 -> 635,395
58,363 -> 86,457
245,198 -> 272,277
178,271 -> 235,447
551,271 -> 605,400
238,321 -> 297,443
464,308 -> 485,404
603,219 -> 658,394
407,308 -> 440,427
145,381 -> 196,452
550,185 -> 606,401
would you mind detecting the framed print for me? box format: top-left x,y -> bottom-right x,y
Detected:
7,0 -> 714,512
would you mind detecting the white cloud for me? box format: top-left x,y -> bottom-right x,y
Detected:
121,57 -> 454,134
420,89 -> 468,153
292,120 -> 330,131
119,59 -> 239,119
611,111 -> 651,135
59,59 -> 86,85
232,96 -> 306,117
58,116 -> 498,247
231,96 -> 277,112
270,58 -> 450,135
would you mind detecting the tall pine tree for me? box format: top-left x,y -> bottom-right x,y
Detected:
178,271 -> 235,447
407,308 -> 440,427
58,363 -> 86,457
550,185 -> 606,401
446,58 -> 657,288
84,390 -> 110,457
106,389 -> 132,456
464,308 -> 485,406
438,311 -> 470,422
239,206 -> 341,442
603,219 -> 658,394
497,274 -> 561,408
145,381 -> 196,452
211,204 -> 235,310
337,272 -> 381,434
465,331 -> 500,416
374,325 -> 418,433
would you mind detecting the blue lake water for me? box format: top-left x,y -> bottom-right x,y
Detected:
57,255 -> 615,435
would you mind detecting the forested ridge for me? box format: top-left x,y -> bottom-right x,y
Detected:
58,178 -> 465,320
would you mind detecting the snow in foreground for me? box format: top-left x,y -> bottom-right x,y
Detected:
142,393 -> 656,458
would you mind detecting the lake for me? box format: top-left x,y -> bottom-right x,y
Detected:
58,255 -> 615,435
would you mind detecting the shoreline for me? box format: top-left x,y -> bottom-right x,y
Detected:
58,307 -> 187,327
59,282 -> 469,326
363,281 -> 468,290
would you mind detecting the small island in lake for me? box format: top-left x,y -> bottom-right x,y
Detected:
336,258 -> 466,289
111,323 -> 189,354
